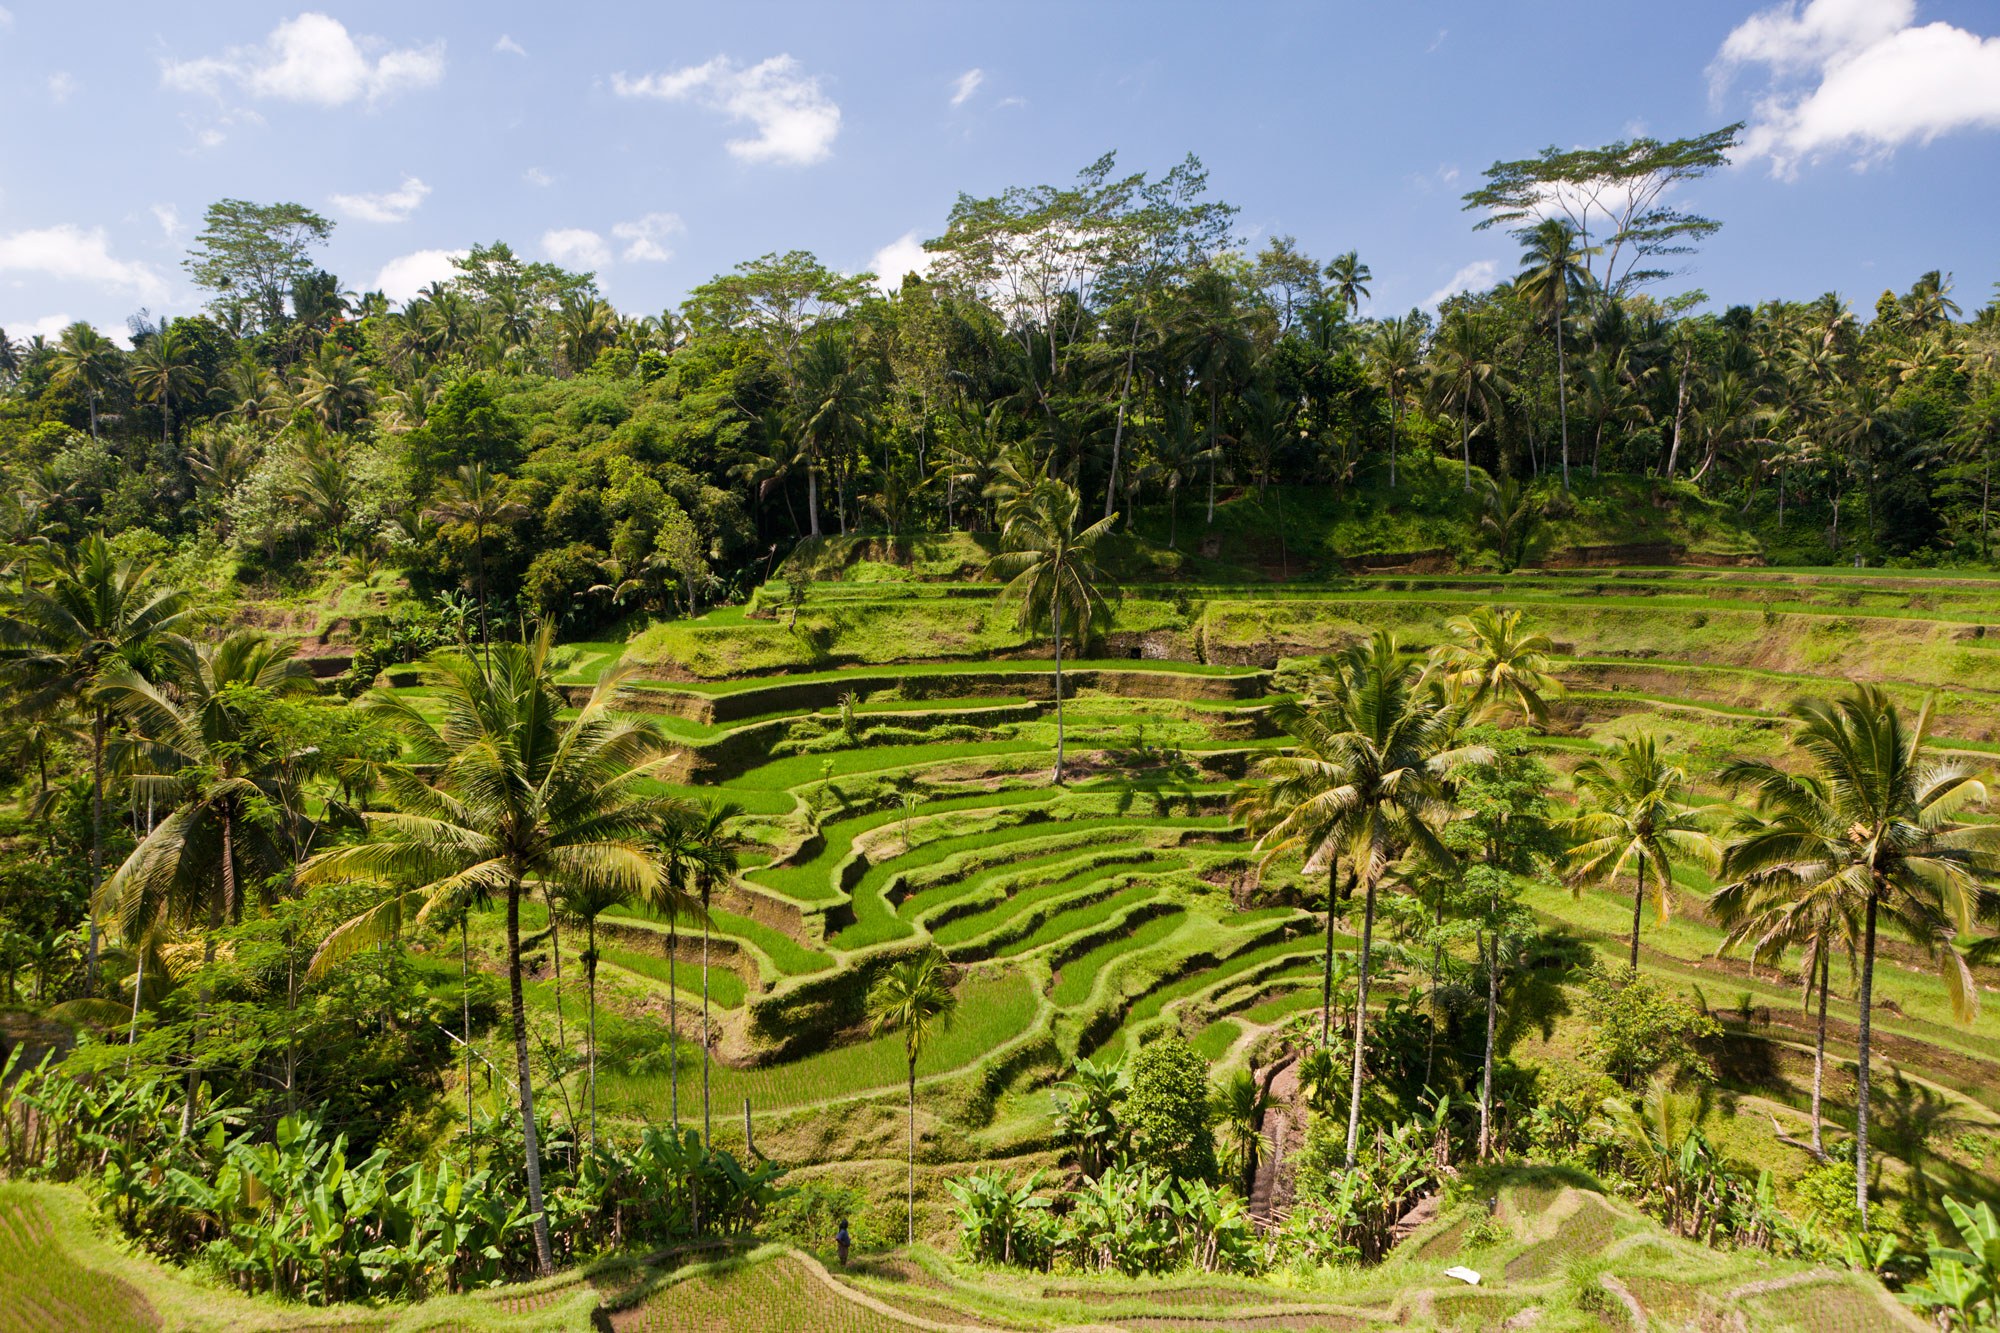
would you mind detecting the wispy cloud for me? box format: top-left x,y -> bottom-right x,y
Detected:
612,213 -> 683,263
151,204 -> 183,238
494,34 -> 526,57
950,68 -> 983,107
613,54 -> 839,165
330,174 -> 431,223
523,167 -> 554,188
1425,259 -> 1498,307
162,12 -> 443,107
1715,0 -> 2000,175
46,71 -> 76,103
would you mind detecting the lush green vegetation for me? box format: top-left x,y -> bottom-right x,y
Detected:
5,136 -> 2000,1331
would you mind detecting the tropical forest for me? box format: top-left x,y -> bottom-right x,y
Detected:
4,33 -> 2000,1330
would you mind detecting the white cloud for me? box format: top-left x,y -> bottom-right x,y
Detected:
151,204 -> 183,238
611,213 -> 683,263
374,248 -> 466,303
523,166 -> 554,188
1716,0 -> 2000,173
0,8 -> 13,29
542,228 -> 610,269
1426,259 -> 1498,307
613,54 -> 839,165
494,34 -> 526,57
950,68 -> 983,106
330,174 -> 431,223
0,225 -> 167,301
162,12 -> 443,107
996,95 -> 1028,110
5,314 -> 77,344
869,231 -> 933,291
46,71 -> 75,103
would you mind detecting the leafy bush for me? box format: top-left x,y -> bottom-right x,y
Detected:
1123,1034 -> 1217,1184
1576,965 -> 1720,1087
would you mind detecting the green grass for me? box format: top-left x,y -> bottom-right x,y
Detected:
1051,910 -> 1186,1007
598,972 -> 1038,1114
928,853 -> 1179,947
601,945 -> 747,1009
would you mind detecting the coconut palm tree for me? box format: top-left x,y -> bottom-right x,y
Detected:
1711,686 -> 2000,1227
1515,219 -> 1597,490
1566,736 -> 1717,972
791,329 -> 877,537
49,322 -> 122,439
127,335 -> 205,445
682,798 -> 744,1148
1238,631 -> 1481,1167
1429,605 -> 1564,726
296,629 -> 684,1275
985,479 -> 1116,782
1367,315 -> 1423,489
868,946 -> 958,1245
424,463 -> 531,652
0,535 -> 195,989
1325,250 -> 1373,317
551,877 -> 631,1147
1427,311 -> 1510,491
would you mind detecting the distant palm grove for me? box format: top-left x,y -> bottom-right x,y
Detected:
5,127 -> 2000,1332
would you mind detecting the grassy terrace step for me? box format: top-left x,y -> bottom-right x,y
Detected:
927,852 -> 1184,948
750,789 -> 1056,904
599,971 -> 1040,1117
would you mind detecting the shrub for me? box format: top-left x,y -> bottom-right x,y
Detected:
1576,966 -> 1720,1088
1123,1034 -> 1217,1184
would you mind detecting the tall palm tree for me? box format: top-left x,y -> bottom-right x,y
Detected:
1429,606 -> 1564,726
1566,736 -> 1717,972
1238,632 -> 1478,1166
424,463 -> 530,651
1710,812 -> 1863,1160
1712,687 -> 1999,1227
1325,250 -> 1373,317
683,798 -> 744,1148
127,336 -> 204,445
49,322 -> 123,439
1427,312 -> 1510,491
1367,315 -> 1422,489
986,480 -> 1117,782
1175,266 -> 1257,524
867,947 -> 958,1245
1515,220 -> 1597,490
551,877 -> 631,1148
296,630 -> 685,1275
0,536 -> 195,988
792,330 -> 877,537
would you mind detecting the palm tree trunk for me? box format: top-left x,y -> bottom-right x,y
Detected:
669,918 -> 680,1132
1052,603 -> 1066,783
907,1057 -> 918,1245
1388,399 -> 1399,490
1460,415 -> 1472,492
1556,315 -> 1571,491
1343,867 -> 1380,1169
507,879 -> 556,1276
1106,338 -> 1137,521
1629,850 -> 1646,972
125,935 -> 145,1074
463,916 -> 475,1140
220,802 -> 237,925
1480,926 -> 1499,1160
1206,393 -> 1219,525
807,463 -> 822,538
1320,855 -> 1337,1046
1855,890 -> 1879,1229
701,912 -> 712,1148
474,522 -> 491,657
1811,945 -> 1829,1156
86,708 -> 106,992
587,918 -> 599,1148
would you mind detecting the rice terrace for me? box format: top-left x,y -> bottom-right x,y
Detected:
5,3 -> 2000,1329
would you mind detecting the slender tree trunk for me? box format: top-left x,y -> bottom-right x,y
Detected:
1321,855 -> 1337,1046
1206,393 -> 1219,524
1983,448 -> 1992,561
507,880 -> 556,1275
1052,602 -> 1066,783
1480,925 -> 1500,1160
1388,399 -> 1399,490
220,802 -> 237,925
907,1057 -> 918,1245
463,916 -> 475,1139
86,709 -> 106,991
1811,945 -> 1829,1156
807,463 -> 822,538
1855,890 -> 1879,1230
1460,417 -> 1472,492
702,909 -> 712,1148
1105,337 -> 1137,522
474,523 -> 491,658
1629,850 -> 1646,973
1343,867 -> 1380,1169
669,918 -> 680,1131
1556,314 -> 1570,491
1663,347 -> 1690,479
125,934 -> 145,1074
587,919 -> 599,1148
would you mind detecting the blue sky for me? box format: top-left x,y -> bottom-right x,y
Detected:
2,1 -> 1997,341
